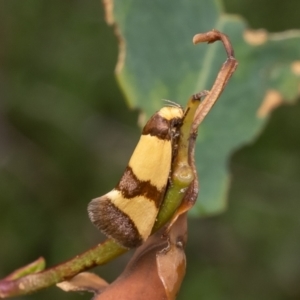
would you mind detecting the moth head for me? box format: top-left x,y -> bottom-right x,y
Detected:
158,106 -> 184,122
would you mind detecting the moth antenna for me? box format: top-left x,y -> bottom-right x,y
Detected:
162,99 -> 183,109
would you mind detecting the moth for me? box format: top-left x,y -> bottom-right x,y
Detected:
88,29 -> 238,249
88,106 -> 184,248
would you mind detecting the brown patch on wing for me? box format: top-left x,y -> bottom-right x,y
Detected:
142,113 -> 171,140
116,166 -> 163,208
88,197 -> 143,248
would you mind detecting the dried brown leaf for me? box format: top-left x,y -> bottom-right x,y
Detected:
88,214 -> 187,300
56,272 -> 108,294
156,213 -> 187,300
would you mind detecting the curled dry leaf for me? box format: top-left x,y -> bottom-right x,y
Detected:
56,272 -> 108,294
156,213 -> 187,300
61,214 -> 187,300
95,214 -> 187,300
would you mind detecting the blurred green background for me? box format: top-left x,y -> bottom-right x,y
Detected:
0,1 -> 299,299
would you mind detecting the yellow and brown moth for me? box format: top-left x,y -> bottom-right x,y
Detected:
88,29 -> 238,249
88,106 -> 184,248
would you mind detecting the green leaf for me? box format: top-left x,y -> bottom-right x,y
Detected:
109,0 -> 300,215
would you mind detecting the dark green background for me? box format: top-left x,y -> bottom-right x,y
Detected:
0,1 -> 299,299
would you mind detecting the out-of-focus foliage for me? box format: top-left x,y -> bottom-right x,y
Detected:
0,1 -> 138,299
0,1 -> 299,300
